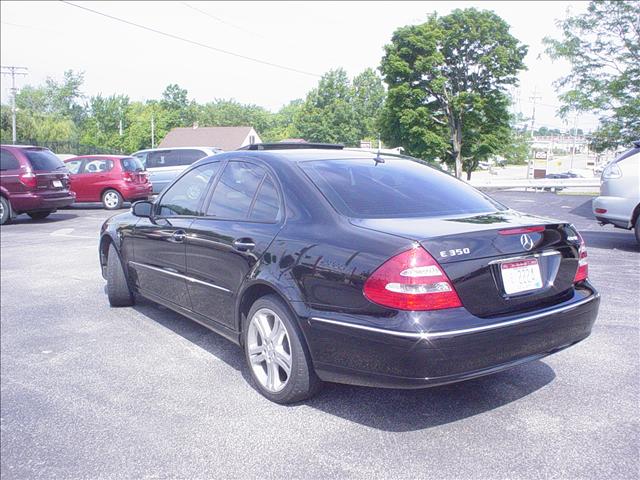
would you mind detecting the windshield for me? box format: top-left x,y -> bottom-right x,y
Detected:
24,148 -> 65,171
300,158 -> 506,219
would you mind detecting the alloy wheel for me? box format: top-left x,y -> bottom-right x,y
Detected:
247,308 -> 292,393
104,192 -> 119,208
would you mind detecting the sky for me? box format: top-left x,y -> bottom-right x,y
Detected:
0,1 -> 601,132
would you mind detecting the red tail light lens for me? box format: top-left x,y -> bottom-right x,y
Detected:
499,225 -> 545,235
363,247 -> 462,311
18,171 -> 37,189
573,233 -> 588,283
122,171 -> 134,182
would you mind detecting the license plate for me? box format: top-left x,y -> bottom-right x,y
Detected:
500,258 -> 543,295
52,180 -> 63,188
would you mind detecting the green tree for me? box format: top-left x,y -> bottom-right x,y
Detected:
352,68 -> 385,142
80,94 -> 129,152
294,68 -> 359,145
380,9 -> 527,178
261,99 -> 303,142
544,1 -> 640,151
160,84 -> 197,128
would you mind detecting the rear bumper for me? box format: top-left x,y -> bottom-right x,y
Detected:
120,183 -> 153,201
593,196 -> 634,229
9,191 -> 75,213
304,285 -> 599,388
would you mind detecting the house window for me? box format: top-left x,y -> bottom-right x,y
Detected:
249,135 -> 256,145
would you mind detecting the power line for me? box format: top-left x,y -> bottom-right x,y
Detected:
180,2 -> 265,39
1,65 -> 28,144
59,1 -> 320,78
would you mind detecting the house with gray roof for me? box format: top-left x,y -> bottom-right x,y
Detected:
159,125 -> 261,151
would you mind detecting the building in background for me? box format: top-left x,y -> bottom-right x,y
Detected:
159,126 -> 261,151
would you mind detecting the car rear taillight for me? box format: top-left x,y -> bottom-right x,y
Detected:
602,163 -> 622,179
363,247 -> 462,311
122,171 -> 134,182
573,233 -> 588,283
18,171 -> 37,189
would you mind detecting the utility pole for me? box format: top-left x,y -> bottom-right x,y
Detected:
1,65 -> 28,144
151,112 -> 155,148
526,87 -> 542,179
570,113 -> 578,170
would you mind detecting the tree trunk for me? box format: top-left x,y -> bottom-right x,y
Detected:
452,123 -> 463,179
466,169 -> 472,180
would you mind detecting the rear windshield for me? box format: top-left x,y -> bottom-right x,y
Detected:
299,158 -> 505,218
121,157 -> 145,172
24,148 -> 65,171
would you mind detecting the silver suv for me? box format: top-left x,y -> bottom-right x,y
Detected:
593,141 -> 640,244
132,147 -> 222,194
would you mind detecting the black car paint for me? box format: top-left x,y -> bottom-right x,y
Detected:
100,149 -> 599,388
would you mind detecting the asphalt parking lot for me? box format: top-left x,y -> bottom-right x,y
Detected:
1,192 -> 638,479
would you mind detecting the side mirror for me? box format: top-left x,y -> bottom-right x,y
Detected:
132,200 -> 153,218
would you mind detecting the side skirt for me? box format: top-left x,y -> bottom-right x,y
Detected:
137,288 -> 242,346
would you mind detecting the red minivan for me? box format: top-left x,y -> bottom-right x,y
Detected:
1,145 -> 75,225
64,155 -> 153,209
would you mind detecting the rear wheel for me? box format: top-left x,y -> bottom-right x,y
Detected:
106,243 -> 134,307
243,295 -> 321,404
634,215 -> 640,246
0,197 -> 10,225
102,189 -> 123,210
27,211 -> 52,220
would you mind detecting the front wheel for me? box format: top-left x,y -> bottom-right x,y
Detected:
243,295 -> 321,404
28,210 -> 52,220
102,189 -> 123,210
106,244 -> 134,307
634,215 -> 640,246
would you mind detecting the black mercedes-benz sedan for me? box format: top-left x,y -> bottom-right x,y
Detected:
99,143 -> 599,403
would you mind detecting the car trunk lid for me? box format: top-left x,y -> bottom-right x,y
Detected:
350,210 -> 582,317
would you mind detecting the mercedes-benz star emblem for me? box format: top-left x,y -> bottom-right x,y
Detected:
520,233 -> 535,251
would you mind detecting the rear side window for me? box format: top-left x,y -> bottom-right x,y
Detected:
300,158 -> 505,218
158,163 -> 220,217
121,157 -> 145,172
133,152 -> 148,167
146,149 -> 206,168
146,150 -> 173,168
0,149 -> 20,171
179,149 -> 207,166
206,162 -> 278,221
24,148 -> 64,171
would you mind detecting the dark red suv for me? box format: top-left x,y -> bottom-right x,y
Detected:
64,155 -> 152,209
0,145 -> 75,225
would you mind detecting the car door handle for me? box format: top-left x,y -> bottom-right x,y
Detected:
170,230 -> 186,243
233,238 -> 255,251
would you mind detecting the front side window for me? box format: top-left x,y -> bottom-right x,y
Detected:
157,163 -> 220,217
24,148 -> 65,171
206,161 -> 278,221
65,159 -> 84,174
0,149 -> 20,171
84,159 -> 114,173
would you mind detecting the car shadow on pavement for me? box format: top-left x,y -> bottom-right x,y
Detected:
133,297 -> 556,432
581,230 -> 639,252
5,213 -> 78,224
569,198 -> 596,220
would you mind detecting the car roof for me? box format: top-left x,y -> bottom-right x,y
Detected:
132,146 -> 222,154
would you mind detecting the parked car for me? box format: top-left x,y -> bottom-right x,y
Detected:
542,171 -> 578,192
99,143 -> 599,404
131,147 -> 222,194
592,140 -> 640,244
1,145 -> 75,225
64,155 -> 152,210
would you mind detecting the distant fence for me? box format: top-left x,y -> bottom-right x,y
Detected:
13,140 -> 124,156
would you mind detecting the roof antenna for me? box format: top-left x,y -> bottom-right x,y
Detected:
374,135 -> 385,165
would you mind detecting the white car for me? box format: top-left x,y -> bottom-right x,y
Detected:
132,147 -> 223,194
592,141 -> 640,244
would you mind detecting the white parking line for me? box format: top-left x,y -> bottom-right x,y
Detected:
50,228 -> 95,240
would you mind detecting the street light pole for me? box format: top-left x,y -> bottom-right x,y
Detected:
1,66 -> 28,144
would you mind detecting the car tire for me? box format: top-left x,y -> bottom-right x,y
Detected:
243,295 -> 321,404
106,243 -> 134,307
0,197 -> 11,225
102,189 -> 123,210
634,215 -> 640,246
27,211 -> 52,220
